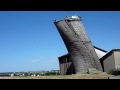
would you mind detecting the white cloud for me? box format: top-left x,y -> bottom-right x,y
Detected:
32,60 -> 40,62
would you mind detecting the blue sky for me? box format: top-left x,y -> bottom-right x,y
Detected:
0,11 -> 120,72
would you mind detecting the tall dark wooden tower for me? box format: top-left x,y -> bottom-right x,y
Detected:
54,16 -> 103,74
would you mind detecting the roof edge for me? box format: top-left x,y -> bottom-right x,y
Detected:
100,49 -> 120,61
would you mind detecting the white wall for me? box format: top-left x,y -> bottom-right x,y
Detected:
114,51 -> 120,70
95,48 -> 107,59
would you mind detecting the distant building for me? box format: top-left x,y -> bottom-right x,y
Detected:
100,49 -> 120,72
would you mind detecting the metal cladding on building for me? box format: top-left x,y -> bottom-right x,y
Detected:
54,15 -> 103,74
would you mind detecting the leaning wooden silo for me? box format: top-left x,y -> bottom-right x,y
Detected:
54,16 -> 103,74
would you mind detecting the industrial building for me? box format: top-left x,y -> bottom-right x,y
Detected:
100,49 -> 120,72
54,15 -> 103,74
58,46 -> 107,75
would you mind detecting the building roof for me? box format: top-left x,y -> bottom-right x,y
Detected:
58,53 -> 69,58
93,46 -> 107,52
100,49 -> 120,61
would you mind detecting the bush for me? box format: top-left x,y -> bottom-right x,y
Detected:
107,70 -> 114,75
45,71 -> 60,75
107,70 -> 120,75
87,68 -> 102,74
